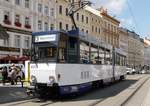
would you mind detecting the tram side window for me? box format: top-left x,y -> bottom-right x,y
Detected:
99,47 -> 105,65
116,53 -> 120,65
105,50 -> 111,65
58,35 -> 67,63
90,44 -> 98,64
80,41 -> 90,64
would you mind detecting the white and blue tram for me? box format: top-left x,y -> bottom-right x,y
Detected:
27,30 -> 126,96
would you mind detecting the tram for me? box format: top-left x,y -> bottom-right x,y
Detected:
27,29 -> 126,96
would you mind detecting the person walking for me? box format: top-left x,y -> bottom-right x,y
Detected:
8,64 -> 17,85
0,66 -> 8,85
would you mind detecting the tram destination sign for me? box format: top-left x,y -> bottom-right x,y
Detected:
35,34 -> 56,42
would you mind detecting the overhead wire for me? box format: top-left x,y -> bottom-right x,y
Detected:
126,0 -> 141,35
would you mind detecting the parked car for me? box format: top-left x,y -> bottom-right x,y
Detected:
126,68 -> 133,74
140,70 -> 146,74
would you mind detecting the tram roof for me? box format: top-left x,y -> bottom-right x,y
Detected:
32,30 -> 68,36
32,29 -> 112,50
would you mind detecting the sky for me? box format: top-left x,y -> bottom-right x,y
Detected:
89,0 -> 150,38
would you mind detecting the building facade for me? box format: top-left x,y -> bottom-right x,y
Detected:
127,30 -> 144,68
100,8 -> 120,48
119,28 -> 128,57
0,0 -> 127,63
0,0 -> 56,63
0,0 -> 33,63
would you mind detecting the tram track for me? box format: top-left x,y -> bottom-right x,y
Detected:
88,76 -> 150,106
120,76 -> 150,106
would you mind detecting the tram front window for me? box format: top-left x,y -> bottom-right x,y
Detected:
38,47 -> 57,61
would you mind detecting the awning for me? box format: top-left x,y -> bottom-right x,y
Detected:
18,56 -> 30,61
0,55 -> 18,61
0,24 -> 9,39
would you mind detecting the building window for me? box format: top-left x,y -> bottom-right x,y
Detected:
66,8 -> 68,16
15,0 -> 20,5
15,14 -> 20,23
4,38 -> 9,47
25,0 -> 30,8
15,35 -> 20,48
86,17 -> 88,24
44,22 -> 48,31
24,17 -> 31,29
59,5 -> 62,14
44,6 -> 49,16
24,37 -> 30,48
50,8 -> 54,17
76,13 -> 79,21
50,24 -> 54,30
99,28 -> 100,34
25,17 -> 30,25
15,14 -> 21,27
95,27 -> 97,33
59,22 -> 62,30
82,29 -> 84,32
66,24 -> 69,30
86,30 -> 88,34
3,11 -> 11,25
38,3 -> 42,13
92,26 -> 94,32
38,20 -> 42,30
82,15 -> 84,22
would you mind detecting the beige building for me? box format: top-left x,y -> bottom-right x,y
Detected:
127,30 -> 144,68
100,8 -> 120,48
119,28 -> 128,56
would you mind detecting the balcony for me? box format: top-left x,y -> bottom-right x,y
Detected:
24,24 -> 31,29
3,19 -> 11,25
14,22 -> 22,27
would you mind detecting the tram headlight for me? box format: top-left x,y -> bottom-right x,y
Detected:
30,75 -> 37,84
49,76 -> 55,84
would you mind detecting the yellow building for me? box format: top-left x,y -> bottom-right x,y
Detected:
100,8 -> 120,48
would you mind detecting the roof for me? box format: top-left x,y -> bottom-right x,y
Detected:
85,6 -> 102,17
0,24 -> 9,39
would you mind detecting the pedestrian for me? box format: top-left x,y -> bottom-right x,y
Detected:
8,64 -> 16,85
1,66 -> 8,85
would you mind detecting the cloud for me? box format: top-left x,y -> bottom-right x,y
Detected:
90,0 -> 127,15
120,18 -> 136,30
120,18 -> 133,26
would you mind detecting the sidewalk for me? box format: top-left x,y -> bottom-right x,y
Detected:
142,83 -> 150,106
0,83 -> 29,104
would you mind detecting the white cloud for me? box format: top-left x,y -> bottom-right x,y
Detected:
120,18 -> 136,30
120,18 -> 133,26
90,0 -> 127,15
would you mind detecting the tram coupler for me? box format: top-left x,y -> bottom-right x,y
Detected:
26,86 -> 35,96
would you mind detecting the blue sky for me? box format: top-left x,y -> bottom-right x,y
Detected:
90,0 -> 150,38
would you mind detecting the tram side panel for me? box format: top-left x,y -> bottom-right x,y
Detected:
114,66 -> 126,80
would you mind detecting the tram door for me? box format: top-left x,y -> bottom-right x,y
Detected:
58,34 -> 78,63
67,37 -> 78,63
